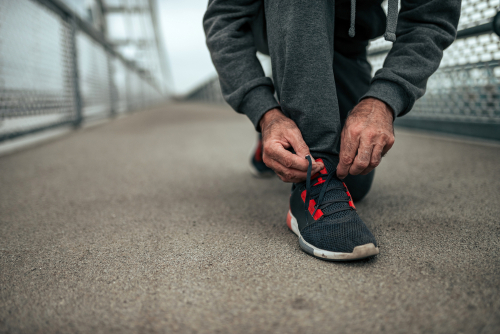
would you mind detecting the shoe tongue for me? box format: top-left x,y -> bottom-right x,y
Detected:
319,158 -> 335,173
311,158 -> 342,189
312,158 -> 351,219
315,158 -> 335,176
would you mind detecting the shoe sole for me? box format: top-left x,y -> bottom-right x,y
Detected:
286,210 -> 379,261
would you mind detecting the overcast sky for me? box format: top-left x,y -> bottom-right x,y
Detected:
156,0 -> 216,95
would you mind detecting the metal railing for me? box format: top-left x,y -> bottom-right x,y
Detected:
366,0 -> 500,140
0,0 -> 166,142
187,0 -> 500,141
185,77 -> 225,104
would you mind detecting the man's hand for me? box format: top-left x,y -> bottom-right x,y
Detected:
260,108 -> 324,183
336,98 -> 395,179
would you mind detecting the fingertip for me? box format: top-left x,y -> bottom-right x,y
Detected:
312,167 -> 322,175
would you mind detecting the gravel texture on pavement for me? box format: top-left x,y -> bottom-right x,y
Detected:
1,102 -> 500,333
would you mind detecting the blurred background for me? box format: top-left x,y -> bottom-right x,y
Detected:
1,0 -> 499,146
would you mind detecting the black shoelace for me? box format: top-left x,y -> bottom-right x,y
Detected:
304,156 -> 354,224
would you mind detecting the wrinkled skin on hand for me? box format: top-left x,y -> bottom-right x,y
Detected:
259,108 -> 323,183
336,98 -> 395,179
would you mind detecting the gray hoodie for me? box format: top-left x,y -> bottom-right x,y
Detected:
203,0 -> 461,127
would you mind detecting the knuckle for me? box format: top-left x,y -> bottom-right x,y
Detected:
365,131 -> 376,141
296,142 -> 308,152
262,155 -> 271,166
340,155 -> 353,166
263,143 -> 273,153
282,157 -> 293,168
349,128 -> 361,137
357,160 -> 369,169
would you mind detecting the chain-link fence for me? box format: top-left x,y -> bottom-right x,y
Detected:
185,78 -> 225,104
187,1 -> 500,140
368,0 -> 500,139
0,0 -> 165,142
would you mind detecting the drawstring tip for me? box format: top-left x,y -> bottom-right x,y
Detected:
348,27 -> 355,38
384,32 -> 396,42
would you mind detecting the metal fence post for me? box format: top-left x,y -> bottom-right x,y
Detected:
70,17 -> 83,127
107,54 -> 117,117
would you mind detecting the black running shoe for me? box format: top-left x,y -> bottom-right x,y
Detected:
249,135 -> 275,178
286,156 -> 379,261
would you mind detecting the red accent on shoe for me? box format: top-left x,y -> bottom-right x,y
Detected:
313,178 -> 326,186
301,190 -> 324,220
311,158 -> 328,185
254,139 -> 263,162
315,158 -> 328,175
343,182 -> 356,210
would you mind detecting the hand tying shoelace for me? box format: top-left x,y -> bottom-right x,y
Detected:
286,156 -> 379,260
304,155 -> 355,225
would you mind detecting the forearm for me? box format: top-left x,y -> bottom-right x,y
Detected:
362,0 -> 461,118
203,0 -> 279,130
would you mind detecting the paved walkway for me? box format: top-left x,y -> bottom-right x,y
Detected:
1,102 -> 500,333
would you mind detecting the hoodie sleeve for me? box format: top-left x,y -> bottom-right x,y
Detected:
361,0 -> 462,118
203,0 -> 280,130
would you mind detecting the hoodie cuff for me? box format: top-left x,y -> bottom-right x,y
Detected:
239,85 -> 280,131
361,80 -> 409,119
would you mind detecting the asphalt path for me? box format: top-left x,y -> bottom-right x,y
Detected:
1,102 -> 499,333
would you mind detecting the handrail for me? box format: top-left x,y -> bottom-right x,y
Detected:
33,0 -> 160,91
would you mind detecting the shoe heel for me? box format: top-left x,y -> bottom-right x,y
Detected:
286,210 -> 293,230
286,210 -> 300,236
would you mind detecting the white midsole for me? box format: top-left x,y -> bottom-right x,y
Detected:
287,210 -> 379,260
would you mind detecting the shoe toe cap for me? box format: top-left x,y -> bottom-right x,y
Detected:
301,215 -> 377,253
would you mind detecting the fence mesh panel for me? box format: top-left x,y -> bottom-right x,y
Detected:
407,33 -> 500,123
0,0 -> 164,142
77,32 -> 113,119
0,0 -> 76,139
367,1 -> 500,124
459,0 -> 499,30
113,58 -> 128,114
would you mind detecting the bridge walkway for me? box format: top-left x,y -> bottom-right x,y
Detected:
1,102 -> 499,333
